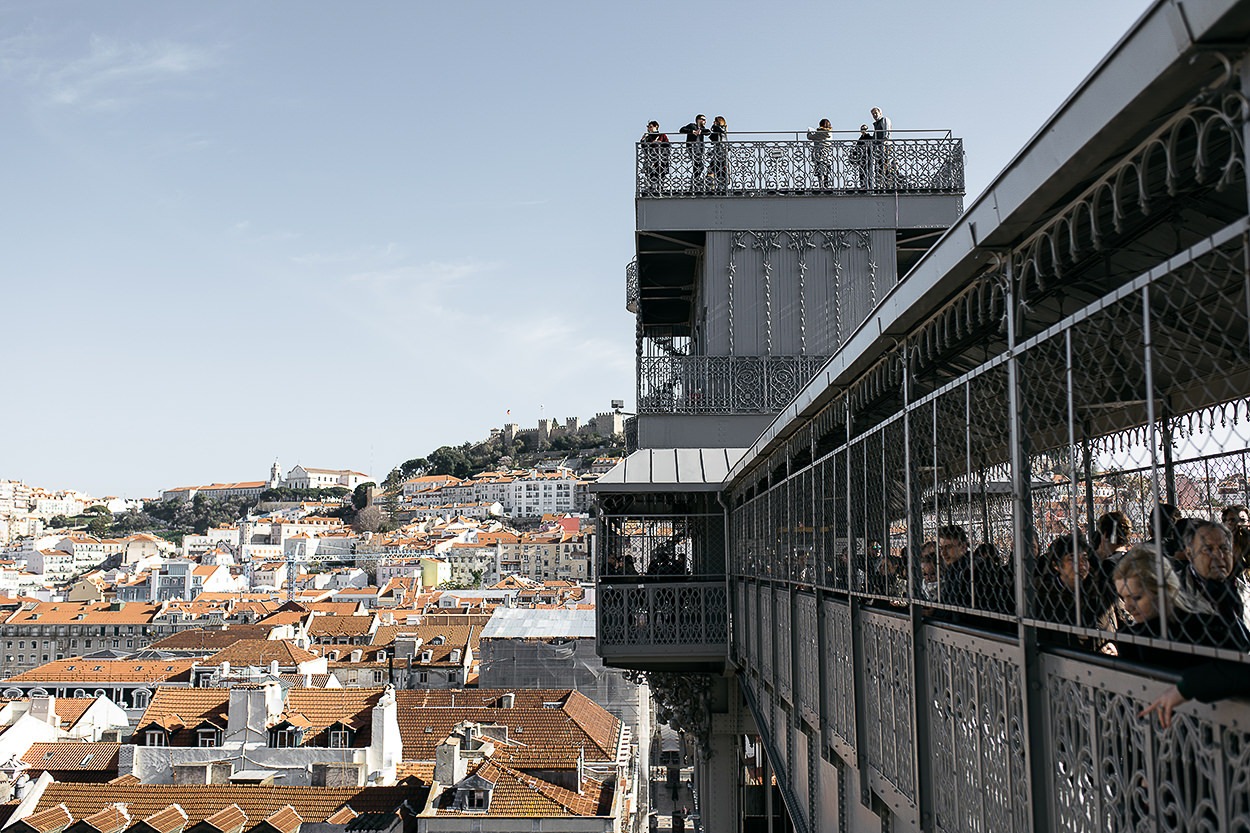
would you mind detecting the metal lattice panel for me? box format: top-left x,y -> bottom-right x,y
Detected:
796,593 -> 820,729
636,137 -> 965,198
1044,653 -> 1250,832
760,584 -> 774,686
925,628 -> 1029,833
776,588 -> 793,702
860,610 -> 916,802
821,599 -> 856,754
595,582 -> 728,653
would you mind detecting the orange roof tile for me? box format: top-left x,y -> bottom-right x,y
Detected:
79,804 -> 130,833
50,698 -> 96,730
32,785 -> 417,827
6,659 -> 195,684
22,803 -> 72,833
394,690 -> 620,768
135,689 -> 229,741
306,616 -> 372,638
136,806 -> 188,833
149,626 -> 274,651
197,805 -> 246,833
8,602 -> 160,625
322,809 -> 355,826
21,743 -> 120,772
209,640 -> 317,666
257,807 -> 300,833
431,759 -> 613,818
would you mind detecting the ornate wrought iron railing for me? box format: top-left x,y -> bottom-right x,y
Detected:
624,259 -> 639,313
638,354 -> 829,414
598,580 -> 729,656
637,136 -> 964,198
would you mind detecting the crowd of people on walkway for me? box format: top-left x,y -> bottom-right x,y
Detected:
640,108 -> 897,193
901,504 -> 1250,728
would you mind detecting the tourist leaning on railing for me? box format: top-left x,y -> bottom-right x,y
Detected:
1113,546 -> 1250,728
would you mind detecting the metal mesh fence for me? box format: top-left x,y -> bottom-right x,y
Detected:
730,218 -> 1250,656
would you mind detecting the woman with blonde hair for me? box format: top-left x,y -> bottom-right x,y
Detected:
1113,546 -> 1250,728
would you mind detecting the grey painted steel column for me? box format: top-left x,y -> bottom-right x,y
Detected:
1006,260 -> 1047,832
903,348 -> 935,832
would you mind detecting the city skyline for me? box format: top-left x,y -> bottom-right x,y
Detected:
2,0 -> 1152,497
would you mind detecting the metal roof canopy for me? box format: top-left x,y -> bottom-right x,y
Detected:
592,447 -> 746,493
480,607 -> 596,639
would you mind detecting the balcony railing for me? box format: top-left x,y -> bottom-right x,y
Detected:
598,580 -> 728,659
636,133 -> 963,198
624,259 -> 639,313
639,354 -> 828,414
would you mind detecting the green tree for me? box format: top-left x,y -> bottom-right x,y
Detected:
86,515 -> 111,537
352,482 -> 376,510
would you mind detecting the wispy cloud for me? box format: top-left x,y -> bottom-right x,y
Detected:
2,33 -> 217,111
291,242 -> 406,268
229,221 -> 302,244
346,259 -> 493,288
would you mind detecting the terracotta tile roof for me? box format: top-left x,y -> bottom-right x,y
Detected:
79,804 -> 130,833
148,627 -> 274,651
21,743 -> 120,772
8,602 -> 160,625
306,616 -> 372,638
31,784 -> 417,825
22,803 -> 72,833
250,612 -> 307,627
5,659 -> 195,684
209,640 -> 317,666
0,802 -> 21,832
394,762 -> 434,784
394,690 -> 620,768
257,807 -> 300,833
367,625 -> 402,647
322,808 -> 355,826
136,806 -> 188,833
279,689 -> 382,744
107,776 -> 140,786
135,689 -> 229,742
399,624 -> 478,666
50,698 -> 96,730
275,674 -> 333,688
137,688 -> 382,747
196,805 -> 246,833
431,759 -> 613,818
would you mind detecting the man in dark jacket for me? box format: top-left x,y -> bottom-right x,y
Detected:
869,106 -> 892,189
679,115 -> 709,190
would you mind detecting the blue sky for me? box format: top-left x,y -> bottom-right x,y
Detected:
1,0 -> 1152,498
